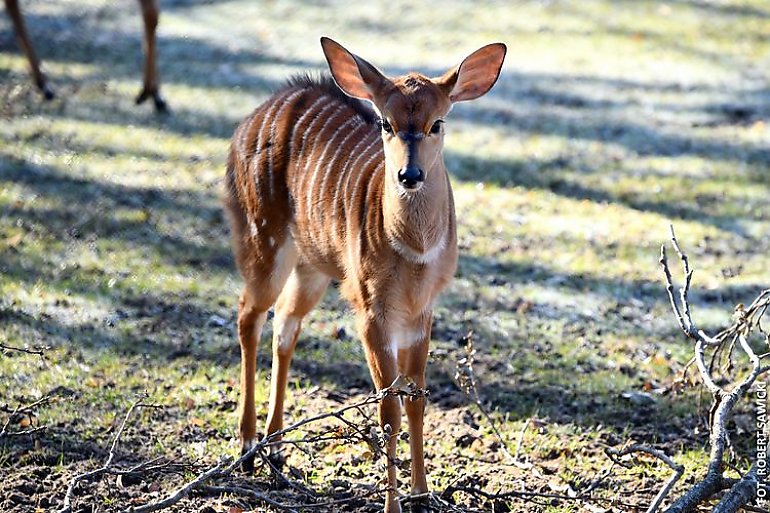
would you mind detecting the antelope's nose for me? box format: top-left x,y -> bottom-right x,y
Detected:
398,166 -> 424,189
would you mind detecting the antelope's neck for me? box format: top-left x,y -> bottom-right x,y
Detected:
382,165 -> 451,264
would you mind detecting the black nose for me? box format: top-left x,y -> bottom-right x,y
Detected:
398,166 -> 424,189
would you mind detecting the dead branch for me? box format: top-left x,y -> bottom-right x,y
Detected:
712,460 -> 763,513
454,331 -> 516,462
0,394 -> 54,439
443,482 -> 644,510
606,444 -> 684,513
57,395 -> 153,513
197,485 -> 300,513
129,379 -> 425,512
0,342 -> 49,362
654,226 -> 769,513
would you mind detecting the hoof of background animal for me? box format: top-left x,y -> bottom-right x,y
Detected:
41,85 -> 54,101
135,88 -> 168,113
152,93 -> 168,113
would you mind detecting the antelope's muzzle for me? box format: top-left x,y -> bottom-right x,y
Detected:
398,166 -> 424,189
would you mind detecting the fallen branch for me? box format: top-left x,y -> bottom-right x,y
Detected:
129,379 -> 425,512
606,444 -> 684,513
454,331 -> 516,462
0,342 -> 48,363
57,394 -> 157,513
0,394 -> 54,439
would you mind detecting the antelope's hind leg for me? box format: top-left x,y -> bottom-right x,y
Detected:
264,264 -> 330,470
136,0 -> 166,112
235,236 -> 299,472
4,0 -> 53,99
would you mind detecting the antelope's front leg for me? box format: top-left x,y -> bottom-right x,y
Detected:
360,315 -> 403,513
398,313 -> 432,512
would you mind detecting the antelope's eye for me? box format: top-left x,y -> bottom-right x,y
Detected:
430,120 -> 444,134
377,118 -> 394,134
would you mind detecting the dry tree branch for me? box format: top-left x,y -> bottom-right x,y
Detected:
129,379 -> 426,513
0,394 -> 55,439
454,331 -> 517,463
197,485 -> 300,513
653,226 -> 769,513
606,444 -> 684,513
57,394 -> 158,513
0,342 -> 49,362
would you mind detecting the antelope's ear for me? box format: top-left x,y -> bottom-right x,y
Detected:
435,43 -> 506,103
320,37 -> 388,102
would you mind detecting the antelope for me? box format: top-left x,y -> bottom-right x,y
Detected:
3,0 -> 166,111
225,37 -> 505,512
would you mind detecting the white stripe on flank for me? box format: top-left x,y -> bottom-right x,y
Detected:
296,102 -> 338,168
253,90 -> 292,198
328,123 -> 371,244
343,134 -> 381,227
289,95 -> 329,188
294,102 -> 339,194
349,145 -> 384,224
303,105 -> 346,216
308,116 -> 361,225
266,89 -> 305,200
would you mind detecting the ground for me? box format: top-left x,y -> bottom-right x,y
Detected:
1,1 -> 769,512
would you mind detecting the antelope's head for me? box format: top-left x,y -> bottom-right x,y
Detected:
321,37 -> 506,194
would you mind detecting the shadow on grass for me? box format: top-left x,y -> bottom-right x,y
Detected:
446,150 -> 765,236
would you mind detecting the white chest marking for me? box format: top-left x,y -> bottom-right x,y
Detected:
388,230 -> 447,265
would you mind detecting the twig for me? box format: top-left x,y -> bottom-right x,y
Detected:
606,444 -> 684,513
130,382 -> 423,513
0,394 -> 54,439
454,331 -> 516,462
0,342 -> 49,362
130,460 -> 228,513
58,395 -> 151,513
198,485 -> 299,513
513,417 -> 532,468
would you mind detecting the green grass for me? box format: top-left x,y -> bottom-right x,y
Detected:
2,0 -> 769,511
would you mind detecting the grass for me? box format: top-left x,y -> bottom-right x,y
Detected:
1,0 -> 769,511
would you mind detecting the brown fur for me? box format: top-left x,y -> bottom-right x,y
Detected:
226,38 -> 505,513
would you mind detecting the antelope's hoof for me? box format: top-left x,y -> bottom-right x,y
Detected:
407,496 -> 431,513
267,451 -> 286,470
135,88 -> 168,113
152,93 -> 168,113
42,85 -> 55,101
240,446 -> 256,473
